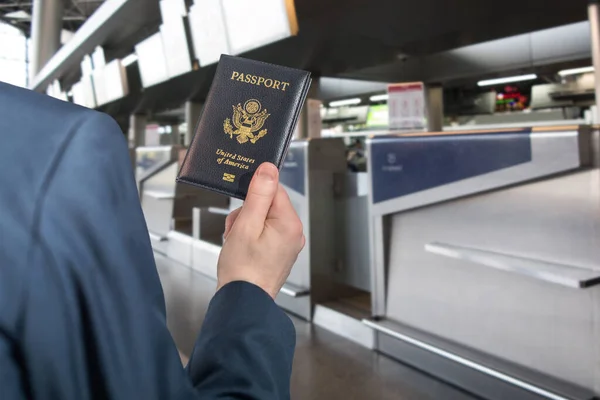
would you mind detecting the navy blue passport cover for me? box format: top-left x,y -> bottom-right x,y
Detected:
177,55 -> 311,200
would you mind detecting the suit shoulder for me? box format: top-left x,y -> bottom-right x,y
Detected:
0,81 -> 113,126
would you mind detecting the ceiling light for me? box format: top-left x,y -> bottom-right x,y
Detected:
329,98 -> 361,107
558,66 -> 594,76
477,74 -> 537,87
121,53 -> 138,67
369,94 -> 388,102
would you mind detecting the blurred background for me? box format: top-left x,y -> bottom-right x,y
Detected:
2,1 -> 599,399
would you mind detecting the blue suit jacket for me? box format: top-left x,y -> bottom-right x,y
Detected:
0,82 -> 295,399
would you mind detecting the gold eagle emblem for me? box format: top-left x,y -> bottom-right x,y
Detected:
224,99 -> 270,144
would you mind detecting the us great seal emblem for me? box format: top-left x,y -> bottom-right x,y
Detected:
223,99 -> 270,144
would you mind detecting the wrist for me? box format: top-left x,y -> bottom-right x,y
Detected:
217,278 -> 278,299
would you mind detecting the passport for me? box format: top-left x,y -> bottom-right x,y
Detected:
177,55 -> 311,199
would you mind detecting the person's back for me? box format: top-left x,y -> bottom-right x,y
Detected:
0,82 -> 304,399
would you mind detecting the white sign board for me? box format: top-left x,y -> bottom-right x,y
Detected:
135,32 -> 169,88
221,0 -> 298,55
103,59 -> 129,104
160,22 -> 193,79
92,68 -> 108,106
388,82 -> 426,130
188,1 -> 230,66
159,0 -> 186,20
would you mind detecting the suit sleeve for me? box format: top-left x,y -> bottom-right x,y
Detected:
186,282 -> 296,400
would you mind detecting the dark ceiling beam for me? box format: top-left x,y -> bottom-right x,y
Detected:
0,3 -> 33,9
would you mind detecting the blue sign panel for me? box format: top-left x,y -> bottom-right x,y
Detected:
370,130 -> 532,203
280,146 -> 305,195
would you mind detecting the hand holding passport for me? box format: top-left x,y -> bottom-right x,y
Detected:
217,162 -> 305,299
177,55 -> 311,199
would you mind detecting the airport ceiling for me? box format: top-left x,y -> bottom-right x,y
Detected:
293,0 -> 588,77
2,0 -> 587,66
0,0 -> 105,34
103,0 -> 590,117
1,0 -> 588,116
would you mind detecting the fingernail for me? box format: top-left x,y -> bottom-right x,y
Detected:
257,163 -> 277,182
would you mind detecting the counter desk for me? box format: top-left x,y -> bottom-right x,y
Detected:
364,126 -> 600,400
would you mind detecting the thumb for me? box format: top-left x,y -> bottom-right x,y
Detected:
236,163 -> 279,235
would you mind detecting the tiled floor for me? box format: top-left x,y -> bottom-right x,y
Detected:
155,253 -> 477,400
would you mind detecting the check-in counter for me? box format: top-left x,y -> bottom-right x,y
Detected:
190,138 -> 350,320
136,146 -> 228,259
364,126 -> 600,399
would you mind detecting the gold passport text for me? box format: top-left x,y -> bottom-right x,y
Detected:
231,71 -> 290,91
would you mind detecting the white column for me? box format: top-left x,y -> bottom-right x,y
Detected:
297,78 -> 322,139
184,101 -> 203,146
426,84 -> 444,132
30,0 -> 64,77
588,1 -> 600,121
129,114 -> 147,148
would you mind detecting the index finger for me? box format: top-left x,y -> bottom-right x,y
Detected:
236,163 -> 279,236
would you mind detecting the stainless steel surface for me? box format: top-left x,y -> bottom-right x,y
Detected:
365,320 -> 571,400
190,238 -> 220,279
282,144 -> 310,291
369,215 -> 387,317
314,304 -> 375,349
592,129 -> 600,167
144,190 -> 176,200
443,119 -> 586,131
30,0 -> 63,77
280,282 -> 310,297
333,173 -> 371,292
368,320 -> 596,400
425,242 -> 600,289
166,230 -> 193,267
276,139 -> 350,319
589,2 -> 600,122
207,207 -> 231,215
384,169 -> 600,391
192,208 -> 200,240
148,232 -> 167,242
367,134 -> 387,319
141,162 -> 179,237
366,128 -> 600,394
305,139 -> 358,307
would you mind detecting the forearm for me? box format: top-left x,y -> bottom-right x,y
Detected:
186,282 -> 296,400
